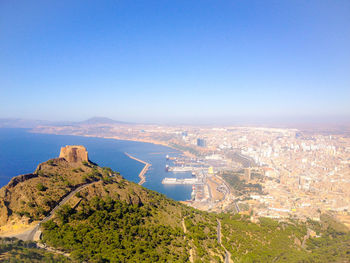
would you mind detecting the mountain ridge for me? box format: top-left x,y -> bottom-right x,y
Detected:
0,151 -> 349,262
0,117 -> 131,129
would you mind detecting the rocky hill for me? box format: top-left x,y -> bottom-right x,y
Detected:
0,146 -> 103,231
1,146 -> 350,262
79,117 -> 129,125
0,237 -> 71,262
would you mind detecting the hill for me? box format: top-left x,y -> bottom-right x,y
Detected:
0,147 -> 350,262
0,237 -> 71,263
79,117 -> 129,125
0,117 -> 129,129
0,118 -> 52,128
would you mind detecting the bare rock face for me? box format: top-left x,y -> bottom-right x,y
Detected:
59,145 -> 88,163
7,173 -> 38,188
0,199 -> 9,225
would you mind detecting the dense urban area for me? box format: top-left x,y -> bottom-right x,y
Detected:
33,120 -> 350,229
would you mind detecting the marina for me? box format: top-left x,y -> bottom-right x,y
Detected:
168,166 -> 194,172
162,177 -> 199,185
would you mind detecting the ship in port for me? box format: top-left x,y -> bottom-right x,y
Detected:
191,185 -> 196,200
165,155 -> 176,161
162,177 -> 199,185
168,166 -> 194,173
165,164 -> 169,172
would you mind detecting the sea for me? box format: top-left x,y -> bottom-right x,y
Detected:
0,128 -> 192,201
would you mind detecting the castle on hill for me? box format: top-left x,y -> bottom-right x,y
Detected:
59,145 -> 88,163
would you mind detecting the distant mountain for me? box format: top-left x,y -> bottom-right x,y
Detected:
0,117 -> 130,129
79,117 -> 129,125
0,118 -> 52,128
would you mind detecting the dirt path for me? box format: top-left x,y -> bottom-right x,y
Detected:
182,217 -> 194,263
36,243 -> 70,257
217,219 -> 232,263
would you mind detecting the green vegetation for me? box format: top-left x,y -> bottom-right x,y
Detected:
0,237 -> 70,262
221,214 -> 308,262
36,183 -> 47,192
47,160 -> 55,166
306,228 -> 350,262
169,142 -> 201,156
71,168 -> 83,173
221,171 -> 263,195
220,213 -> 350,262
183,210 -> 224,262
3,157 -> 350,263
0,158 -> 108,223
41,190 -> 229,263
42,197 -> 189,262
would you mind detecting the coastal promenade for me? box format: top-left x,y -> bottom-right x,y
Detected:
124,152 -> 151,185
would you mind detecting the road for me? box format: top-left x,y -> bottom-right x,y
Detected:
234,201 -> 240,213
2,181 -> 97,241
217,219 -> 232,263
181,217 -> 194,263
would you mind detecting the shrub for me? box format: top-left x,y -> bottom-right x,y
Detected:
36,183 -> 47,192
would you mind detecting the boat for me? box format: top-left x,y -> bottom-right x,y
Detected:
162,178 -> 199,185
168,166 -> 193,173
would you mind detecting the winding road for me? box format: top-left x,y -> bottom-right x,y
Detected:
217,219 -> 232,263
2,181 -> 98,241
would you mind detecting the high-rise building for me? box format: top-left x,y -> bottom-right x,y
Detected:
244,168 -> 251,182
197,138 -> 206,147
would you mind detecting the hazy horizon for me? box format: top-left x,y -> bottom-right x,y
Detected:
1,1 -> 349,124
1,115 -> 350,129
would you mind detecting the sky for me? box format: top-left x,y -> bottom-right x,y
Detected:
1,0 -> 349,124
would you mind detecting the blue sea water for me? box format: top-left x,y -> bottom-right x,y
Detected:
0,128 -> 192,201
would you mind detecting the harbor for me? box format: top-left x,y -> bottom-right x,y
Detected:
168,166 -> 194,172
124,152 -> 151,185
163,154 -> 232,207
162,177 -> 199,185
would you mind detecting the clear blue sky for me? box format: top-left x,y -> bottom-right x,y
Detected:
1,0 -> 349,124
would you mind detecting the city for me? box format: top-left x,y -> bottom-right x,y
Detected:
1,0 -> 349,261
33,121 -> 350,228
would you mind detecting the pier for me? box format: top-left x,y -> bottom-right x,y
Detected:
162,177 -> 199,185
124,152 -> 151,185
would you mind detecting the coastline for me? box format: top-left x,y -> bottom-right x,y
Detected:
29,129 -> 195,158
124,152 -> 151,185
108,135 -> 196,158
0,129 -> 193,201
27,130 -> 196,198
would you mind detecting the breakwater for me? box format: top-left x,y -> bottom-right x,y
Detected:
0,128 -> 192,201
124,152 -> 151,185
162,177 -> 199,185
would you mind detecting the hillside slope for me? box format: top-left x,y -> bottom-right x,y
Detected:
0,153 -> 349,262
0,157 -> 113,232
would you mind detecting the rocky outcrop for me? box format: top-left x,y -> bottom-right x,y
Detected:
0,200 -> 9,225
128,193 -> 143,206
59,145 -> 88,163
7,173 -> 38,188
